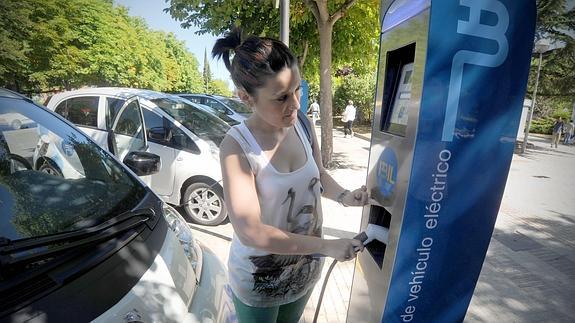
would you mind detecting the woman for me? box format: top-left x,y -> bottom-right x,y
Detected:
213,29 -> 368,323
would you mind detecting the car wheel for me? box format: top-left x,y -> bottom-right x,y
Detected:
182,181 -> 227,226
38,159 -> 63,177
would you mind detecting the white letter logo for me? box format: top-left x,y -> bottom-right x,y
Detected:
442,0 -> 509,142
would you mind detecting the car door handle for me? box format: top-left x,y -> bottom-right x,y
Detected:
176,156 -> 184,161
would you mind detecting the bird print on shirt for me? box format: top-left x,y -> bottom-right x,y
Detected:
249,177 -> 323,297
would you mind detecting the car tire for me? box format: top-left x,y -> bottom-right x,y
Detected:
38,159 -> 63,177
182,181 -> 227,226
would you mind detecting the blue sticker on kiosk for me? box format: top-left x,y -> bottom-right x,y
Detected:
377,148 -> 398,198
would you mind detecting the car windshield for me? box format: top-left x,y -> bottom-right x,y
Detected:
219,97 -> 252,114
151,97 -> 230,146
0,93 -> 146,242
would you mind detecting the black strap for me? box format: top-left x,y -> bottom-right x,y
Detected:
297,109 -> 313,148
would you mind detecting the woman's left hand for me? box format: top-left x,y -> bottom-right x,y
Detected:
342,185 -> 369,207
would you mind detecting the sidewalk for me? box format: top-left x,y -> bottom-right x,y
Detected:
189,126 -> 575,322
466,134 -> 575,322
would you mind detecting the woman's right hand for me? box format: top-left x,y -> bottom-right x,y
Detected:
321,238 -> 364,262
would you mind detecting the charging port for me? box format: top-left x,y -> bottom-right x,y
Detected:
367,205 -> 392,269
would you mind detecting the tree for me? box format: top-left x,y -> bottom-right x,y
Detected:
166,0 -> 379,166
0,0 -> 205,94
0,1 -> 34,92
528,0 -> 575,118
203,48 -> 213,92
208,79 -> 232,96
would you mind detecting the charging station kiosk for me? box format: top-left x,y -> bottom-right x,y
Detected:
347,1 -> 536,322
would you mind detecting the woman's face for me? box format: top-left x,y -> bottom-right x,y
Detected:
246,66 -> 302,129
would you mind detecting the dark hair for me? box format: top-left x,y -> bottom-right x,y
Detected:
212,28 -> 298,96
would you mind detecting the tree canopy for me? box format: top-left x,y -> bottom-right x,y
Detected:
166,0 -> 379,80
0,0 -> 206,94
529,0 -> 575,118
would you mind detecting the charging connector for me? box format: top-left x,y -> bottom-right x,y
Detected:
312,225 -> 389,323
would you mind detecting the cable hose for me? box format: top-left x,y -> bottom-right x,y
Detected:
313,258 -> 339,323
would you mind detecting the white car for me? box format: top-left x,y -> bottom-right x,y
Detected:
45,88 -> 230,225
0,88 -> 233,322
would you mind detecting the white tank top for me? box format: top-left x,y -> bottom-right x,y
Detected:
226,119 -> 324,307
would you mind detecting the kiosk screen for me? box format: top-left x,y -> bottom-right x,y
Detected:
380,43 -> 415,137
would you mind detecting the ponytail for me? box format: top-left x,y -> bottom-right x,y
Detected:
212,28 -> 242,71
212,28 -> 298,96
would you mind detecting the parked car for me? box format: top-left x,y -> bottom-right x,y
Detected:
0,88 -> 233,322
177,94 -> 251,124
194,102 -> 240,126
45,88 -> 230,225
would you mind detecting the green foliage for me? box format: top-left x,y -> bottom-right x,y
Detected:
526,0 -> 575,118
531,117 -> 555,134
333,73 -> 376,123
207,79 -> 232,97
0,0 -> 204,93
166,0 -> 379,86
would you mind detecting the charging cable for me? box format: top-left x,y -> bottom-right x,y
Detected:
312,224 -> 389,323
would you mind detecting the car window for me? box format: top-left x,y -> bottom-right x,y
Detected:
220,97 -> 252,114
204,98 -> 227,113
171,126 -> 200,152
143,108 -> 200,152
0,96 -> 146,241
54,96 -> 99,127
115,100 -> 144,138
150,97 -> 230,147
181,96 -> 203,105
105,97 -> 126,129
142,108 -> 164,130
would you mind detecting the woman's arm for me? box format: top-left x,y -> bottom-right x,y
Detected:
219,135 -> 362,261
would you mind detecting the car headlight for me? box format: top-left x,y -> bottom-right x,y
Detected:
162,204 -> 202,275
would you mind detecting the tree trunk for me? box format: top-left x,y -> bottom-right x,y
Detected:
318,22 -> 334,167
304,0 -> 357,168
298,40 -> 309,74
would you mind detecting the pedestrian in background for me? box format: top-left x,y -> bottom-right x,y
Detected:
213,29 -> 368,323
343,100 -> 356,138
551,117 -> 564,148
563,119 -> 574,145
310,99 -> 320,126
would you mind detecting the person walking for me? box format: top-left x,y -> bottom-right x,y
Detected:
563,119 -> 574,145
310,99 -> 320,126
551,117 -> 564,148
212,29 -> 368,323
343,100 -> 356,138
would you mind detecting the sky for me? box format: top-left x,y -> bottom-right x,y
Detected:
114,0 -> 232,89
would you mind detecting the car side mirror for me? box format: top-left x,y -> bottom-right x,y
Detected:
148,127 -> 171,142
123,151 -> 161,176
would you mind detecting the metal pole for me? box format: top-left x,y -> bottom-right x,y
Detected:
279,0 -> 289,46
521,52 -> 543,154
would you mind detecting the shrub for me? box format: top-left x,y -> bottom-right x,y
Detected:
333,74 -> 376,123
531,117 -> 554,134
